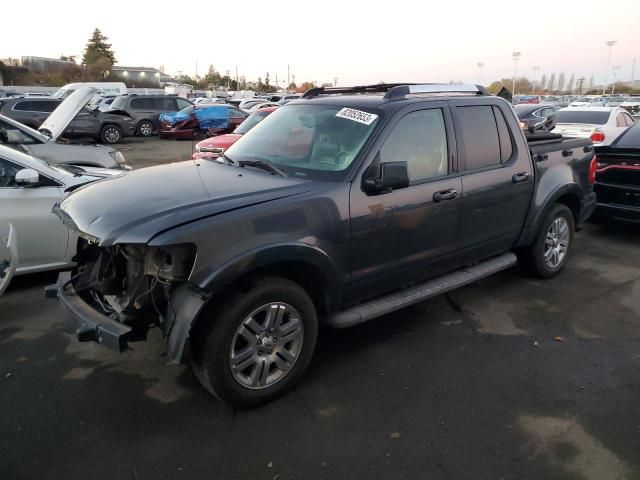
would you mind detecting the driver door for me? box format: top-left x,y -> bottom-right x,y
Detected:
0,157 -> 68,270
67,107 -> 96,137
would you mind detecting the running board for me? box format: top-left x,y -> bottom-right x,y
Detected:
326,252 -> 517,328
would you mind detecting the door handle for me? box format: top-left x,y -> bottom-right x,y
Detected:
512,172 -> 530,184
433,189 -> 458,202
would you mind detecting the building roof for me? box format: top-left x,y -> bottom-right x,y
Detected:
112,66 -> 166,74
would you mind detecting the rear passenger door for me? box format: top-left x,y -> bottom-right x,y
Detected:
450,101 -> 534,261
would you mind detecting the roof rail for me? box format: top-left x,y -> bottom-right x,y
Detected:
302,83 -> 489,101
384,84 -> 489,100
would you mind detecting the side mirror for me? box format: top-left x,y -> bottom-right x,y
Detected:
363,161 -> 409,194
15,168 -> 40,187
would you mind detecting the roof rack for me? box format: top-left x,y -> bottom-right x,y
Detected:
301,83 -> 490,101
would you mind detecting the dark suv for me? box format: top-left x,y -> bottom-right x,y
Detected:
0,97 -> 62,129
51,83 -> 597,407
109,94 -> 192,137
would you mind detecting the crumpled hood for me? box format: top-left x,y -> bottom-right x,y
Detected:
56,160 -> 314,246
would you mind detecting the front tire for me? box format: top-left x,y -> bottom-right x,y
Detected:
192,276 -> 318,408
100,124 -> 123,144
523,204 -> 575,278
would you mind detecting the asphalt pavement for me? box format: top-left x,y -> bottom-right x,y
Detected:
1,138 -> 639,480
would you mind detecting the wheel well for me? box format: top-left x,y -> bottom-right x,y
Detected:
555,194 -> 581,227
208,261 -> 333,317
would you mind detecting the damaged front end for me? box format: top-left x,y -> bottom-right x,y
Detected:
48,239 -> 203,360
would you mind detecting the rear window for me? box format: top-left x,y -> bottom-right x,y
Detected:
555,110 -> 611,125
614,124 -> 640,148
110,96 -> 127,110
456,105 -> 502,170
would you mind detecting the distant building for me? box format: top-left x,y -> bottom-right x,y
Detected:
110,66 -> 170,87
20,56 -> 76,73
1,57 -> 21,67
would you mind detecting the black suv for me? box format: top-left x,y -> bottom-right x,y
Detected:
109,94 -> 192,136
0,97 -> 62,129
51,83 -> 597,407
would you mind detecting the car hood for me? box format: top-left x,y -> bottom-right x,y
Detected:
55,160 -> 315,246
39,87 -> 98,141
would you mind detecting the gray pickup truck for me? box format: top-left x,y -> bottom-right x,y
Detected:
49,84 -> 597,407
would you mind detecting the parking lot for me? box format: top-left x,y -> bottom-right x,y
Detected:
1,136 -> 638,480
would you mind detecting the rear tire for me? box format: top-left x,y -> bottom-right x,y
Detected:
522,204 -> 575,278
191,276 -> 318,408
100,124 -> 123,144
137,120 -> 154,137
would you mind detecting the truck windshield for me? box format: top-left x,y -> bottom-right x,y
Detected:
225,104 -> 380,180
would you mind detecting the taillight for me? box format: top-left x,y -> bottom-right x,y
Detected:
588,155 -> 597,185
590,131 -> 606,143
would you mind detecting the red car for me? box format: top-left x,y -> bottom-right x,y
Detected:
159,104 -> 248,140
192,106 -> 278,159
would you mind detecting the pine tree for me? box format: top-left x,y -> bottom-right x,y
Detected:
82,28 -> 117,80
82,28 -> 117,66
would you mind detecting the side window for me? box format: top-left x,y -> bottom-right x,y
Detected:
624,114 -> 635,126
13,101 -> 33,111
176,98 -> 191,110
616,114 -> 626,127
0,158 -> 20,188
130,98 -> 145,109
379,109 -> 448,183
456,106 -> 502,170
0,119 -> 36,145
229,108 -> 248,119
492,107 -> 514,163
163,98 -> 178,110
40,101 -> 61,112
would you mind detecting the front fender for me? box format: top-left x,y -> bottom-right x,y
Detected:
197,242 -> 342,299
165,243 -> 343,363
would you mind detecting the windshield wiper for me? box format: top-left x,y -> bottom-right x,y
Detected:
219,151 -> 234,165
237,159 -> 287,177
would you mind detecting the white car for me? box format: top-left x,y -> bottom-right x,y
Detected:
569,96 -> 606,107
245,102 -> 280,113
554,107 -> 635,146
0,145 -> 124,296
620,97 -> 640,117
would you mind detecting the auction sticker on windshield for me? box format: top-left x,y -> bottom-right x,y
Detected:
335,108 -> 378,125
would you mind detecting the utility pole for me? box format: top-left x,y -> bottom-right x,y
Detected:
603,40 -> 617,95
531,66 -> 540,94
225,69 -> 230,89
476,62 -> 484,84
512,51 -> 521,95
611,65 -> 621,94
333,77 -> 339,87
577,77 -> 585,95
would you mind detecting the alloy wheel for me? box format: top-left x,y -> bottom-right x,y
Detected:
229,303 -> 304,389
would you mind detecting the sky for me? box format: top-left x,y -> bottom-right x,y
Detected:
2,0 -> 639,88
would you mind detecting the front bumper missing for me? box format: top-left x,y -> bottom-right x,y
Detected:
45,271 -> 131,352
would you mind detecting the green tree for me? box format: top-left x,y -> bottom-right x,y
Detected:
82,28 -> 117,80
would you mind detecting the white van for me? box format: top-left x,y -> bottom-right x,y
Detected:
53,82 -> 127,99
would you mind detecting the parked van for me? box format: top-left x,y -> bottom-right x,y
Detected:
53,82 -> 127,99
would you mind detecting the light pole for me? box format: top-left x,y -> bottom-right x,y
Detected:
476,62 -> 484,84
512,51 -> 521,95
611,65 -> 621,94
531,66 -> 540,94
602,40 -> 617,95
